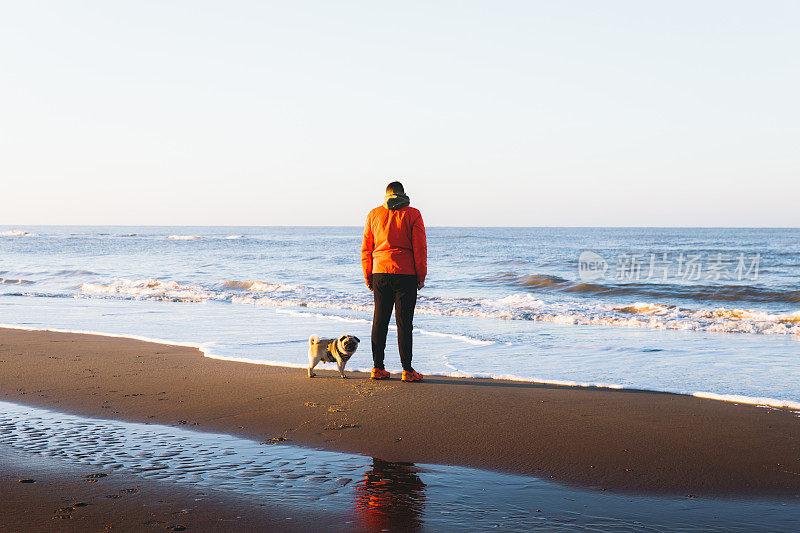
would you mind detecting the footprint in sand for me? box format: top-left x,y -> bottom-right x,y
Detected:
52,504 -> 85,521
262,436 -> 289,444
325,423 -> 360,430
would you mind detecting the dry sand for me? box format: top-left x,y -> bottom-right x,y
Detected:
1,327 -> 799,528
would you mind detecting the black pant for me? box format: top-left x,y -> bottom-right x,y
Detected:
371,273 -> 417,372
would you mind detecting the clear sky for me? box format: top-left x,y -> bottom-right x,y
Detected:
1,1 -> 798,226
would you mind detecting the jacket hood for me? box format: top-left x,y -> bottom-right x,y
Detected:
384,193 -> 410,210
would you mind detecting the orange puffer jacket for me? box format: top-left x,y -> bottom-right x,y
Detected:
361,205 -> 427,284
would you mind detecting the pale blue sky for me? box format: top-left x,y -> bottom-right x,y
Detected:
1,1 -> 797,226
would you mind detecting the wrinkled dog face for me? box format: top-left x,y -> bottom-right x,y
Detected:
340,335 -> 360,355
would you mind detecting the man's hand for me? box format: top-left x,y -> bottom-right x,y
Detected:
418,281 -> 425,290
367,279 -> 373,291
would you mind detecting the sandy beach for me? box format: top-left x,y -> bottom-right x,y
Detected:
1,326 -> 799,510
5,0 -> 800,529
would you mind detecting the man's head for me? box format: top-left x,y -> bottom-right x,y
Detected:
386,181 -> 405,195
383,181 -> 410,210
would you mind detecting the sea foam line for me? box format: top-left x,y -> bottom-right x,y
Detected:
692,391 -> 800,411
0,323 -> 214,357
1,323 -> 798,411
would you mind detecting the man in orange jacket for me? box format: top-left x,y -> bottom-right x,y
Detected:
361,181 -> 427,382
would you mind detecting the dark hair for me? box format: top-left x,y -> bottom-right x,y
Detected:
386,181 -> 405,195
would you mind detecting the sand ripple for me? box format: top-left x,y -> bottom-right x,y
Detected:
0,400 -> 794,531
0,401 -> 360,503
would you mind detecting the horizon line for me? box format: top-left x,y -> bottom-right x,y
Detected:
2,224 -> 799,230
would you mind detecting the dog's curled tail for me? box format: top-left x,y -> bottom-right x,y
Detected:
309,334 -> 319,346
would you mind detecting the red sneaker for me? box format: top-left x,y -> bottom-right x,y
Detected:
371,368 -> 390,380
401,370 -> 423,382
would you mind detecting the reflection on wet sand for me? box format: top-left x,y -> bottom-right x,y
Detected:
1,401 -> 796,532
354,459 -> 426,531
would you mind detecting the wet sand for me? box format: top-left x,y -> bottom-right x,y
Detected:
1,326 -> 799,509
0,445 -> 351,532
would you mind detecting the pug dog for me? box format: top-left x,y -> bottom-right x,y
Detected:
308,334 -> 360,378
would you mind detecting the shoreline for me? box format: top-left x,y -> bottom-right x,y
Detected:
1,327 -> 799,498
4,322 -> 798,411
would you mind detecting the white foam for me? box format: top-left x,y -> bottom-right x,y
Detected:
1,230 -> 35,237
80,278 -> 215,302
224,234 -> 244,239
692,391 -> 800,410
274,308 -> 492,345
275,308 -> 371,325
483,373 -> 626,389
77,278 -> 303,304
612,302 -> 675,315
223,280 -> 301,292
28,272 -> 800,337
167,235 -> 202,240
54,272 -> 800,338
411,327 -> 494,346
202,353 -> 310,369
0,322 -> 212,354
492,294 -> 546,309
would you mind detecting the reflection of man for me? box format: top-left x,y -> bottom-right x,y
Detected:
361,181 -> 427,382
354,458 -> 426,531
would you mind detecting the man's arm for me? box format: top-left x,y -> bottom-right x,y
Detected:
412,212 -> 427,289
361,213 -> 374,290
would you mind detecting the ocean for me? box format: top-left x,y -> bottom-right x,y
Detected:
1,226 -> 798,408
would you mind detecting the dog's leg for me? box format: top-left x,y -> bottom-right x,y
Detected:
308,352 -> 319,378
337,360 -> 348,379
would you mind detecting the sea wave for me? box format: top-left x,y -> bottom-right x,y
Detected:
167,235 -> 202,240
222,280 -> 301,292
0,278 -> 33,285
0,230 -> 35,237
53,269 -> 100,277
482,296 -> 800,336
64,276 -> 800,337
483,272 -> 800,304
79,279 -> 216,302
